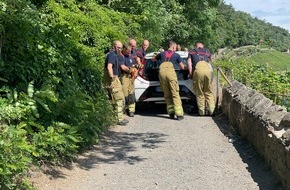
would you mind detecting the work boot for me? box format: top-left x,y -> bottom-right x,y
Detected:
169,114 -> 175,119
177,116 -> 184,121
117,119 -> 129,126
129,112 -> 134,117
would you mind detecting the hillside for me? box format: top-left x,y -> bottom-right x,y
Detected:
217,46 -> 290,71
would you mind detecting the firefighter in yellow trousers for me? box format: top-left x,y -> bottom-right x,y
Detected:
155,41 -> 187,120
121,74 -> 136,116
188,42 -> 215,116
104,40 -> 129,126
120,44 -> 138,117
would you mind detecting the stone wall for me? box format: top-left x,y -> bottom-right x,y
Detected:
222,80 -> 290,190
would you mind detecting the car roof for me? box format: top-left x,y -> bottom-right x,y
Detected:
145,51 -> 188,59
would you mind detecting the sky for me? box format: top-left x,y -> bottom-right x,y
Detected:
224,0 -> 290,32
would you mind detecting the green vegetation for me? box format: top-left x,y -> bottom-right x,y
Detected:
0,0 -> 290,189
214,48 -> 290,111
244,51 -> 290,71
218,47 -> 290,71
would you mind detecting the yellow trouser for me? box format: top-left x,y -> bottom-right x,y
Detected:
193,61 -> 215,115
159,62 -> 184,116
103,70 -> 125,122
121,73 -> 136,113
115,99 -> 124,122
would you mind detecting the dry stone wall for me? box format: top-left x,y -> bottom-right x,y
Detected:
222,80 -> 290,190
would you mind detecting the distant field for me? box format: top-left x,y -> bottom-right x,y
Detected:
219,47 -> 290,71
243,50 -> 290,71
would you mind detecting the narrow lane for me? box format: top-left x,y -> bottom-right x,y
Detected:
31,104 -> 283,190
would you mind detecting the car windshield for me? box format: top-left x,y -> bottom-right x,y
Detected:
144,58 -> 189,81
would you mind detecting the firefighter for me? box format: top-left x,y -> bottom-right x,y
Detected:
129,39 -> 139,64
120,43 -> 138,117
155,41 -> 187,120
136,39 -> 150,66
104,40 -> 129,125
129,38 -> 142,70
187,42 -> 215,116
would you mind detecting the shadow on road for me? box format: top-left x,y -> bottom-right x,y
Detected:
75,130 -> 168,168
212,114 -> 284,190
40,129 -> 168,179
135,101 -> 198,118
35,104 -> 283,190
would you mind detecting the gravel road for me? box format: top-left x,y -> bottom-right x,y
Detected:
30,104 -> 283,190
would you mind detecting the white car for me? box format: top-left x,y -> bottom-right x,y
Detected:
134,51 -> 196,104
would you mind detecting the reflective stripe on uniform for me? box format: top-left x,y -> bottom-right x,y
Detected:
174,105 -> 184,116
128,103 -> 135,113
167,104 -> 175,115
116,99 -> 124,122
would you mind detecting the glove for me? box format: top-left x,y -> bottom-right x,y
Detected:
133,64 -> 140,69
130,68 -> 138,79
127,67 -> 133,74
110,76 -> 117,82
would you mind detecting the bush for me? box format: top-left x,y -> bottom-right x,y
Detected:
0,125 -> 34,190
214,58 -> 290,111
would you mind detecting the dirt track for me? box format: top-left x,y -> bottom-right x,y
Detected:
30,105 -> 283,190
